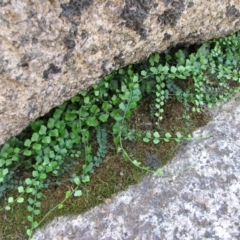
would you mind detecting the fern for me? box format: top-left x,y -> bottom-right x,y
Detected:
93,127 -> 108,168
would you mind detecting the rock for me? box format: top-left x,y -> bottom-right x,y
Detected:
33,92 -> 240,239
0,0 -> 240,144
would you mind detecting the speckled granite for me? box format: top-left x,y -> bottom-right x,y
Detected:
1,0 -> 240,145
33,92 -> 240,240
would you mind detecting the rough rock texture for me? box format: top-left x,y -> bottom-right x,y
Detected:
1,0 -> 240,145
33,93 -> 240,239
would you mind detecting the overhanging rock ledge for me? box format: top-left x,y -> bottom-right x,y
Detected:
0,0 -> 240,144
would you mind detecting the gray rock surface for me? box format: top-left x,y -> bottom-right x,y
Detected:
33,92 -> 240,240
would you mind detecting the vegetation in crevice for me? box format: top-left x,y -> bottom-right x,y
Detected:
0,31 -> 239,239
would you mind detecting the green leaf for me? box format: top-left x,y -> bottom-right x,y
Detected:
11,155 -> 18,162
65,112 -> 77,121
153,132 -> 160,138
149,56 -> 154,66
49,151 -> 55,158
8,197 -> 14,203
6,159 -> 12,166
5,205 -> 11,210
123,152 -> 128,161
141,70 -> 147,76
73,177 -> 81,185
145,131 -> 152,138
60,148 -> 67,155
132,160 -> 141,167
133,75 -> 138,83
82,163 -> 93,174
178,65 -> 185,72
114,136 -> 120,145
55,120 -> 66,132
28,198 -> 34,204
94,90 -> 100,96
26,186 -> 33,192
102,102 -> 112,111
30,120 -> 42,132
150,67 -> 158,74
65,139 -> 73,149
14,147 -> 20,154
86,154 -> 92,162
86,117 -> 98,127
27,205 -> 33,212
90,105 -> 100,114
33,209 -> 40,215
17,197 -> 24,203
40,173 -> 47,180
99,113 -> 109,122
156,168 -> 163,176
37,165 -> 44,172
31,132 -> 39,142
1,152 -> 8,159
27,215 -> 33,222
119,102 -> 126,112
143,138 -> 150,143
176,132 -> 182,139
34,202 -> 41,208
32,171 -> 39,177
115,146 -> 121,154
111,109 -> 123,121
39,125 -> 47,135
71,95 -> 80,103
18,186 -> 24,193
32,182 -> 39,189
154,53 -> 160,63
49,129 -> 59,137
33,143 -> 42,150
165,132 -> 172,138
82,175 -> 90,183
46,166 -> 53,173
53,145 -> 60,152
23,150 -> 32,156
170,66 -> 177,73
155,104 -> 160,109
58,203 -> 63,209
24,139 -> 32,147
65,190 -> 71,199
113,122 -> 120,135
54,108 -> 63,120
37,192 -> 43,199
47,118 -> 55,129
80,91 -> 87,97
33,221 -> 39,228
25,178 -> 32,185
26,229 -> 32,236
74,190 -> 82,197
129,102 -> 136,110
84,96 -> 90,104
0,160 -> 4,168
42,136 -> 51,144
162,66 -> 169,74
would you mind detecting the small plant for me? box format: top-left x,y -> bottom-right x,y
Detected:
0,30 -> 240,239
142,131 -> 192,144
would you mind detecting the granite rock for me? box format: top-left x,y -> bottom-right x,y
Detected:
1,0 -> 240,144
